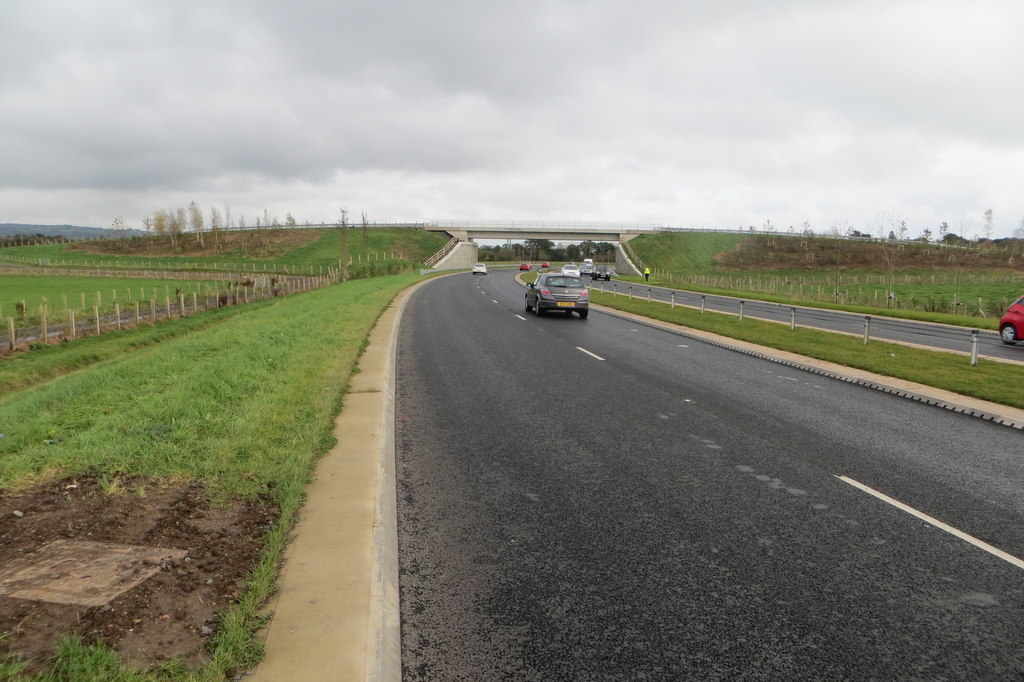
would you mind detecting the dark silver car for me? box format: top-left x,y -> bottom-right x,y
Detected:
525,273 -> 589,318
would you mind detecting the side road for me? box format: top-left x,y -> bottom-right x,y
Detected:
246,277 -> 1024,682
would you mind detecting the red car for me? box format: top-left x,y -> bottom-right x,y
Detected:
519,262 -> 532,271
999,296 -> 1024,344
541,262 -> 550,268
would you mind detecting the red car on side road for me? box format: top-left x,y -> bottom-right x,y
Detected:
999,296 -> 1024,344
519,263 -> 532,271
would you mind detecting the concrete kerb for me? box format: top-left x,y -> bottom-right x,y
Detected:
248,279 -> 434,682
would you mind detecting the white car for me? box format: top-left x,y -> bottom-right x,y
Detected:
561,263 -> 581,277
472,263 -> 488,275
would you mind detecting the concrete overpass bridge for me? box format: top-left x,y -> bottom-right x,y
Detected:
423,220 -> 660,274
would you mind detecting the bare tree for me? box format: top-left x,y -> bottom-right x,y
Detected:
874,211 -> 905,307
957,209 -> 975,244
152,209 -> 169,237
338,206 -> 350,281
188,201 -> 205,248
828,220 -> 851,301
169,208 -> 186,251
111,215 -> 130,252
210,205 -> 224,253
364,206 -> 372,254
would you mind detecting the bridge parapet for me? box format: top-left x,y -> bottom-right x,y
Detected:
427,223 -> 649,243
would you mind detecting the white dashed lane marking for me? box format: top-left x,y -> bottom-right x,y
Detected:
576,347 -> 605,361
837,475 -> 1024,572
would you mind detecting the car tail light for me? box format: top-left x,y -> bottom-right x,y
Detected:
541,288 -> 551,294
579,290 -> 588,297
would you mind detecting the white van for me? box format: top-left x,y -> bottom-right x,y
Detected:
580,258 -> 594,275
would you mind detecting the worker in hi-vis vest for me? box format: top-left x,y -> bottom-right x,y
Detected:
643,267 -> 650,281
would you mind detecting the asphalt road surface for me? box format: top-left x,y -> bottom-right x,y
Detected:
591,280 -> 1024,363
396,270 -> 1024,681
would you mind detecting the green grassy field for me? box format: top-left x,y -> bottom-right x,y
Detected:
0,274 -> 225,319
0,272 -> 423,679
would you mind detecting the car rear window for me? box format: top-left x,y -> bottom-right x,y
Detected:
545,276 -> 583,287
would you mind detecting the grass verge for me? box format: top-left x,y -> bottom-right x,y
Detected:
590,291 -> 1024,410
0,272 -> 424,679
0,299 -> 279,394
611,276 -> 1006,330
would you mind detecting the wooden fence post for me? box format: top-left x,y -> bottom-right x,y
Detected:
114,303 -> 122,330
68,309 -> 76,340
135,301 -> 141,326
40,307 -> 47,343
94,306 -> 101,335
7,318 -> 14,351
150,299 -> 156,323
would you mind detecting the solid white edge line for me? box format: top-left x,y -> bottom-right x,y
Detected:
515,315 -> 526,320
836,475 -> 1024,571
576,346 -> 605,361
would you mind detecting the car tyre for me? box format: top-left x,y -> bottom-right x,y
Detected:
525,297 -> 532,312
579,310 -> 588,319
1001,324 -> 1018,345
535,304 -> 544,317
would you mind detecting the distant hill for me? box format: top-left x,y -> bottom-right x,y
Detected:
0,223 -> 147,239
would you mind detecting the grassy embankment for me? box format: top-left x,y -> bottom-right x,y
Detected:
624,232 -> 1024,329
0,272 -> 424,679
0,228 -> 447,277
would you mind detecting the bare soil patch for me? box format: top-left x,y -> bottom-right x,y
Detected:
0,476 -> 278,675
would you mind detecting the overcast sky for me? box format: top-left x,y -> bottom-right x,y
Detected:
1,0 -> 1021,237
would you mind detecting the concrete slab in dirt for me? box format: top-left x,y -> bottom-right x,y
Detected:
0,539 -> 187,607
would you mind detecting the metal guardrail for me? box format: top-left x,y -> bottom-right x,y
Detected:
619,240 -> 645,273
423,237 -> 460,268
